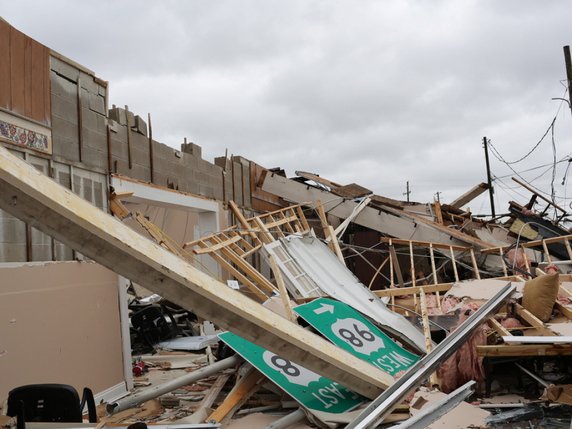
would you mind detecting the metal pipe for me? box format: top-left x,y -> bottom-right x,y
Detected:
390,381 -> 475,429
347,282 -> 515,429
264,409 -> 306,429
107,355 -> 240,414
515,363 -> 550,388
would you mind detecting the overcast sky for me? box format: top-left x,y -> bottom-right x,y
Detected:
2,1 -> 572,217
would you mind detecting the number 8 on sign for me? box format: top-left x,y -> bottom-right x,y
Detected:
331,318 -> 385,355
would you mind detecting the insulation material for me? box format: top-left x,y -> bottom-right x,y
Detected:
437,304 -> 487,393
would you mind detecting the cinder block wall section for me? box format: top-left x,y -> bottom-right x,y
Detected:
50,56 -> 108,171
108,107 -> 242,205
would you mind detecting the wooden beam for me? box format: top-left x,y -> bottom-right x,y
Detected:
374,283 -> 453,298
191,235 -> 243,254
229,200 -> 259,242
380,238 -> 472,252
389,243 -> 404,288
512,177 -> 568,214
515,303 -> 555,336
477,344 -> 572,357
0,145 -> 390,399
267,253 -> 297,323
449,182 -> 488,209
487,317 -> 511,337
207,368 -> 264,423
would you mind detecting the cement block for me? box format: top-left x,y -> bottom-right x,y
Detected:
131,146 -> 150,167
215,156 -> 231,170
79,71 -> 99,93
181,142 -> 202,158
80,145 -> 108,171
50,71 -> 78,99
134,115 -> 147,136
0,244 -> 27,262
83,128 -> 107,152
130,163 -> 151,182
50,56 -> 79,82
52,95 -> 78,124
88,92 -> 106,115
108,107 -> 127,125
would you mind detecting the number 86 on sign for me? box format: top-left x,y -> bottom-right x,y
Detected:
331,317 -> 385,355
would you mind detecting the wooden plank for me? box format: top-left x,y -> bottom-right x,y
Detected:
197,373 -> 231,411
487,317 -> 511,337
207,369 -> 264,423
253,217 -> 274,244
217,245 -> 278,295
327,224 -> 345,264
477,344 -> 572,357
389,243 -> 404,288
199,245 -> 268,302
470,249 -> 481,280
268,253 -> 297,322
192,235 -> 242,254
515,303 -> 555,336
498,248 -> 508,276
380,238 -> 471,252
449,182 -> 488,209
449,246 -> 459,282
433,201 -> 443,224
229,200 -> 258,241
542,240 -> 552,263
409,241 -> 416,287
374,282 -> 453,298
0,145 -> 389,399
296,205 -> 311,233
512,177 -> 568,214
429,244 -> 438,285
555,302 -> 572,320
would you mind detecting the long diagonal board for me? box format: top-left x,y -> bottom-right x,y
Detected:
0,145 -> 391,398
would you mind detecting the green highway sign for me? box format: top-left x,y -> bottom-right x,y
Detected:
219,331 -> 364,414
294,298 -> 419,376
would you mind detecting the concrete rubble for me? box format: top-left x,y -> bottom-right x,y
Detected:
2,17 -> 572,429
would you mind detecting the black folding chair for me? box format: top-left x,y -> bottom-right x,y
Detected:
7,384 -> 97,423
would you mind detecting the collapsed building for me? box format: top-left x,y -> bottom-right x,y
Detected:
1,18 -> 572,429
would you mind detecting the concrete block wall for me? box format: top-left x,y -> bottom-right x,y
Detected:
50,57 -> 108,171
49,56 -> 254,210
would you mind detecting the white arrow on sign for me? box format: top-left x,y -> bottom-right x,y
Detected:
314,303 -> 335,315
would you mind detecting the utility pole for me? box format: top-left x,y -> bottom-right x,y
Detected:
564,46 -> 572,116
434,191 -> 441,203
403,181 -> 411,202
483,136 -> 496,218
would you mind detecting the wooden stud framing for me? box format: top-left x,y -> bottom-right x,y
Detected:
449,246 -> 459,282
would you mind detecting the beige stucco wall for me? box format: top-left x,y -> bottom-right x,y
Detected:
0,261 -> 125,406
